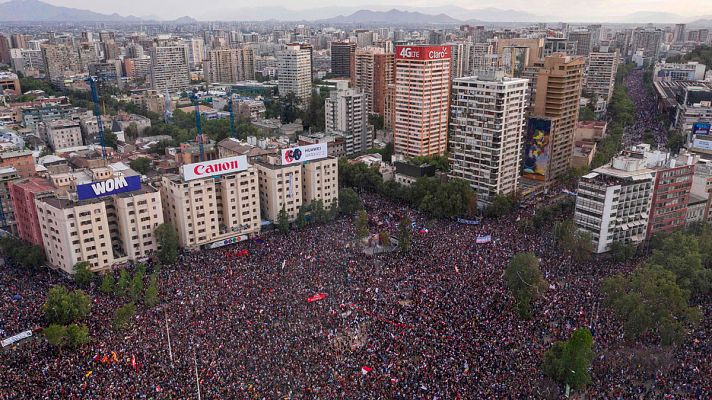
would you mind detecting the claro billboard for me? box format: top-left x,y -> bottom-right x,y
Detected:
182,156 -> 249,181
281,143 -> 328,166
395,45 -> 451,61
76,175 -> 142,201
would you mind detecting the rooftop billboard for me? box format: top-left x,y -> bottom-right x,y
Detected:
281,143 -> 328,166
182,156 -> 249,181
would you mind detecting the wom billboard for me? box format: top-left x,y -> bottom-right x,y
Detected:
182,156 -> 249,181
77,175 -> 142,201
693,122 -> 711,136
522,117 -> 552,181
281,143 -> 328,166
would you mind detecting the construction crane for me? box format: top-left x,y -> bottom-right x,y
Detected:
228,96 -> 237,139
85,76 -> 107,160
189,92 -> 205,161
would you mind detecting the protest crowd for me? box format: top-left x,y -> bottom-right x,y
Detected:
0,189 -> 710,400
622,69 -> 669,148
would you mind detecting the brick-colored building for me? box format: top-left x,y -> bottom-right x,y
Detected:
9,177 -> 57,248
0,150 -> 35,178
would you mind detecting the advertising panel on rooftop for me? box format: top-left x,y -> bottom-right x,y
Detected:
76,175 -> 142,201
395,45 -> 451,61
182,155 -> 249,181
281,143 -> 328,166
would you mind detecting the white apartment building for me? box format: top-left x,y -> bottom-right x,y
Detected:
149,45 -> 191,94
325,81 -> 370,155
449,73 -> 529,205
575,153 -> 655,253
47,119 -> 83,151
653,61 -> 706,82
277,45 -> 312,104
586,51 -> 619,102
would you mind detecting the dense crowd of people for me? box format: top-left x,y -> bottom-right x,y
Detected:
622,69 -> 669,148
1,189 -> 710,399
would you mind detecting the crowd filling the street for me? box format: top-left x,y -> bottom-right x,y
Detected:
1,191 -> 710,399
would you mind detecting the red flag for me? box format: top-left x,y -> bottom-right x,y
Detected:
131,355 -> 137,371
361,366 -> 372,374
307,293 -> 327,303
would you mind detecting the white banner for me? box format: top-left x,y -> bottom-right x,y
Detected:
2,330 -> 32,347
182,156 -> 249,181
281,143 -> 328,166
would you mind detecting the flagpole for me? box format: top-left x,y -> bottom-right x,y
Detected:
164,308 -> 173,365
194,346 -> 202,400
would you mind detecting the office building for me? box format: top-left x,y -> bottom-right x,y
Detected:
149,45 -> 190,94
393,45 -> 452,157
543,38 -> 577,57
575,152 -> 655,253
653,62 -> 706,82
88,60 -> 124,90
529,54 -> 585,181
0,167 -> 20,234
496,38 -> 543,65
0,72 -> 21,96
325,81 -> 370,155
586,51 -> 619,102
186,37 -> 204,70
674,24 -> 686,43
449,73 -> 529,204
674,86 -> 712,141
447,42 -> 473,78
277,44 -> 312,104
330,41 -> 356,79
630,28 -> 663,65
0,149 -> 35,178
352,47 -> 394,116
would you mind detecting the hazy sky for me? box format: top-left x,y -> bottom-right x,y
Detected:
23,0 -> 712,20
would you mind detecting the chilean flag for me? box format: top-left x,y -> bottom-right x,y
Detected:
307,293 -> 327,303
361,366 -> 373,375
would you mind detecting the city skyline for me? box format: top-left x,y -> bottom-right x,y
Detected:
1,0 -> 711,22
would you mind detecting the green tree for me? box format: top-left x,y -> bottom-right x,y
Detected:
504,253 -> 548,319
603,265 -> 702,345
397,216 -> 413,253
313,199 -> 326,224
65,323 -> 90,349
129,272 -> 144,302
73,261 -> 94,288
43,324 -> 67,351
553,220 -> 593,261
43,287 -> 91,325
355,210 -> 369,240
113,303 -> 137,330
155,223 -> 179,265
485,194 -> 517,218
129,157 -> 152,174
117,269 -> 130,295
301,91 -> 326,132
338,188 -> 363,215
379,230 -> 391,247
144,274 -> 159,307
649,231 -> 712,295
277,206 -> 290,234
104,131 -> 118,149
100,273 -> 115,294
368,114 -> 384,130
578,104 -> 596,121
543,327 -> 595,390
295,205 -> 308,228
610,241 -> 637,262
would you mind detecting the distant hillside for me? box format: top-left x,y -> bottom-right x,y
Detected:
318,9 -> 461,24
0,0 -> 140,22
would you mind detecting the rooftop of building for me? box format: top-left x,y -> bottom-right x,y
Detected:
688,192 -> 708,206
11,177 -> 55,193
217,138 -> 277,157
0,72 -> 19,80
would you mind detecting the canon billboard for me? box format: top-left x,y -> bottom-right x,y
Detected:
281,143 -> 328,166
182,155 -> 249,181
395,45 -> 451,61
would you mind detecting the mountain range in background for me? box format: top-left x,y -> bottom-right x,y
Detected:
0,0 -> 710,25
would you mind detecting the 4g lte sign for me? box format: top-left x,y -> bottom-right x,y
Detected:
396,45 -> 451,61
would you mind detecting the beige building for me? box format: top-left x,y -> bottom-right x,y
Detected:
41,43 -> 82,87
149,45 -> 190,94
277,45 -> 312,104
130,90 -> 166,115
255,150 -> 338,222
160,164 -> 261,249
531,54 -> 585,182
47,119 -> 83,150
586,51 -> 619,102
35,163 -> 164,273
205,47 -> 256,84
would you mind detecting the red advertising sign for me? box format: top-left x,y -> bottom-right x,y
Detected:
395,45 -> 451,61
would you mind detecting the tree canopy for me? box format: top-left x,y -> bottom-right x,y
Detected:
603,265 -> 702,345
155,223 -> 179,265
543,327 -> 595,390
504,253 -> 548,319
44,286 -> 91,325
